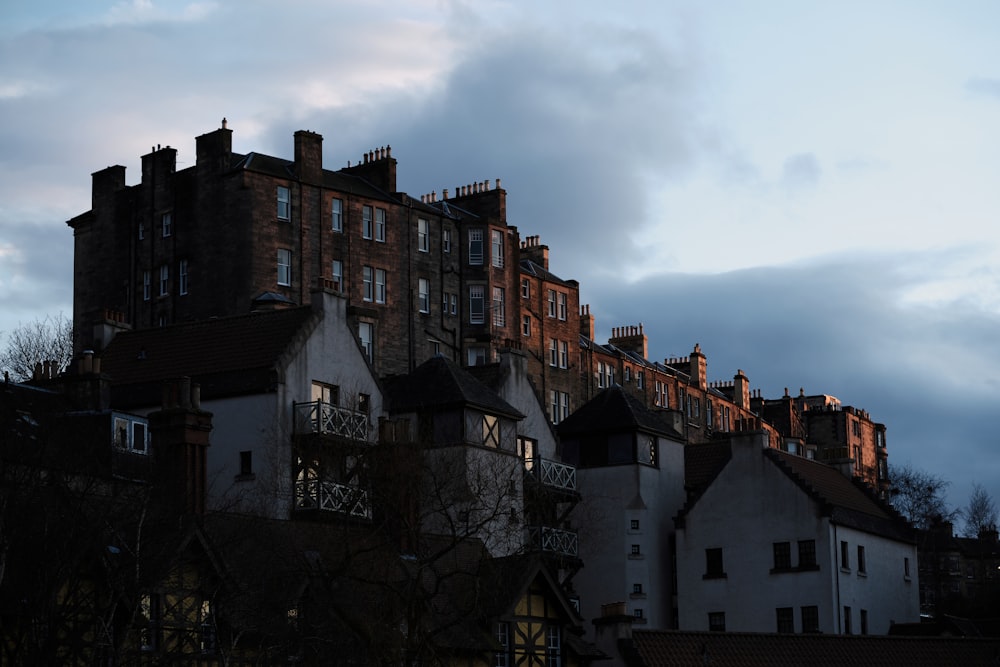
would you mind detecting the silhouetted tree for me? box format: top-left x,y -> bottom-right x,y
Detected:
0,314 -> 73,381
888,463 -> 957,529
963,483 -> 998,538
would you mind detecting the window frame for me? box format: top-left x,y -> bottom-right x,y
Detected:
418,278 -> 430,313
159,264 -> 169,296
417,218 -> 429,252
162,212 -> 172,238
143,270 -> 151,301
331,197 -> 343,232
277,249 -> 291,287
704,547 -> 726,579
469,229 -> 484,265
492,286 -> 505,326
331,259 -> 343,292
362,205 -> 373,239
178,259 -> 189,295
363,265 -> 373,302
469,285 -> 485,324
491,229 -> 504,267
375,268 -> 386,304
277,186 -> 291,221
375,207 -> 386,242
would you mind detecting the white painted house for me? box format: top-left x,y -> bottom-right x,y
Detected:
674,432 -> 919,635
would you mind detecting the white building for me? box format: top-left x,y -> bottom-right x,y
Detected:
674,432 -> 919,635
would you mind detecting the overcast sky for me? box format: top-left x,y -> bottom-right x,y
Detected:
2,0 -> 998,521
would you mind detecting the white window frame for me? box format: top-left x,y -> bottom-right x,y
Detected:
521,278 -> 530,299
443,228 -> 452,253
418,278 -> 430,313
559,340 -> 569,369
143,270 -> 151,301
375,268 -> 386,303
363,266 -> 373,302
277,186 -> 290,221
179,259 -> 189,295
522,315 -> 531,337
331,197 -> 343,232
469,285 -> 485,324
492,286 -> 505,327
469,229 -> 484,265
450,293 -> 458,315
550,339 -> 558,367
491,229 -> 504,267
277,249 -> 291,287
162,212 -> 172,238
331,259 -> 343,292
547,290 -> 556,317
558,292 -> 567,320
375,207 -> 386,242
418,218 -> 429,252
362,205 -> 373,239
159,265 -> 169,296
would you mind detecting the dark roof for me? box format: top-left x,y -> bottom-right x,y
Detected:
382,355 -> 523,419
520,259 -> 575,288
764,448 -> 913,540
557,385 -> 683,440
631,629 -> 1000,667
684,442 -> 733,492
100,306 -> 317,406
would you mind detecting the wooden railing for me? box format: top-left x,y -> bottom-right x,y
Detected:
293,400 -> 369,441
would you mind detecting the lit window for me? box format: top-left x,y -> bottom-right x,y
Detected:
277,249 -> 291,286
162,212 -> 172,237
159,265 -> 169,296
483,414 -> 500,447
469,285 -> 485,324
418,278 -> 429,313
375,207 -> 386,242
418,218 -> 429,252
363,266 -> 373,301
491,229 -> 504,267
469,229 -> 483,265
362,205 -> 373,239
143,270 -> 151,301
331,259 -> 343,292
375,268 -> 386,303
179,259 -> 189,295
277,186 -> 290,221
331,197 -> 343,232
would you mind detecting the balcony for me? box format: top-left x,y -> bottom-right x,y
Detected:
294,478 -> 371,520
530,526 -> 579,558
294,400 -> 370,442
525,458 -> 577,493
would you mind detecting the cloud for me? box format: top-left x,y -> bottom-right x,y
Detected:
781,152 -> 820,189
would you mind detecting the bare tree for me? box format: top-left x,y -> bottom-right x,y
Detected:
963,483 -> 998,538
0,314 -> 74,381
888,463 -> 957,529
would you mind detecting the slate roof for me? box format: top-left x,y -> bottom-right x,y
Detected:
520,259 -> 576,288
100,306 -> 317,407
630,629 -> 1000,667
684,442 -> 732,492
556,385 -> 683,440
382,355 -> 523,419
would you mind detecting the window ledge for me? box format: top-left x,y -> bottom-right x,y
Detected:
629,593 -> 647,600
857,571 -> 867,578
703,573 -> 727,580
771,564 -> 820,574
628,554 -> 644,560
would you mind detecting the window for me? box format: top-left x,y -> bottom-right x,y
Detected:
418,278 -> 429,313
363,266 -> 373,301
483,414 -> 500,448
443,228 -> 452,253
630,519 -> 640,530
843,606 -> 852,635
417,218 -> 429,252
633,583 -> 643,594
522,315 -> 531,337
904,557 -> 911,579
375,268 -> 386,303
138,221 -> 145,240
375,207 -> 386,242
521,278 -> 530,299
773,542 -> 791,570
561,392 -> 569,422
277,249 -> 291,286
637,370 -> 644,389
469,229 -> 483,264
624,367 -> 631,382
550,391 -> 560,424
840,541 -> 850,571
776,607 -> 794,634
469,285 -> 485,324
331,197 -> 343,232
239,450 -> 253,476
708,612 -> 726,632
801,605 -> 819,633
857,545 -> 866,574
705,548 -> 725,578
550,339 -> 558,367
179,259 -> 189,295
358,322 -> 373,362
491,229 -> 504,267
633,609 -> 644,619
277,186 -> 290,221
557,292 -> 567,320
468,346 -> 487,366
559,341 -> 569,369
139,593 -> 159,651
492,287 -> 505,326
631,544 -> 641,556
494,621 -> 509,667
860,609 -> 868,635
798,540 -> 817,568
143,270 -> 151,301
654,381 -> 662,406
362,205 -> 373,239
597,362 -> 606,388
162,212 -> 172,237
331,259 -> 343,292
546,626 -> 561,667
547,289 -> 556,317
159,265 -> 169,296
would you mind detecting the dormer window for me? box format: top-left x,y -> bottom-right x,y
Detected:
113,414 -> 149,454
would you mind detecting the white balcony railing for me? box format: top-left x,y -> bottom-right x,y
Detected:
525,458 -> 577,493
294,401 -> 369,441
294,479 -> 371,519
531,526 -> 579,558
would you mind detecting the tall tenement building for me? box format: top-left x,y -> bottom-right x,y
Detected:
67,121 -> 889,497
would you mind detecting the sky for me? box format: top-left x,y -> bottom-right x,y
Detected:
2,0 -> 999,522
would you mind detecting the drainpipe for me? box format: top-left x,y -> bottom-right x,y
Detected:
834,523 -> 842,634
